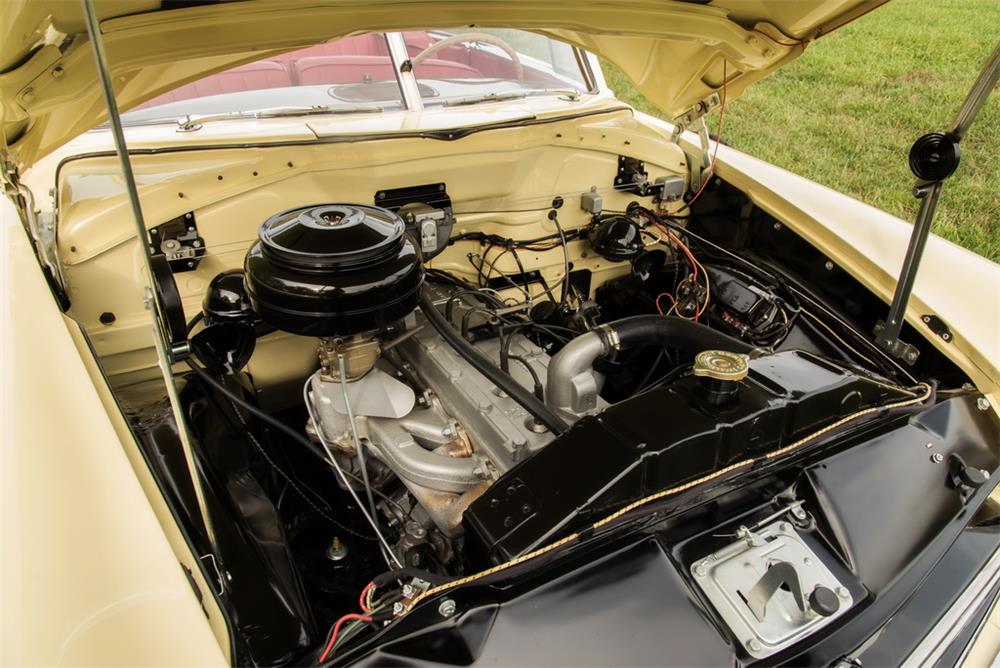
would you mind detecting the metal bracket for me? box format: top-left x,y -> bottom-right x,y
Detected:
374,182 -> 453,259
873,319 -> 920,365
0,153 -> 19,199
744,561 -> 807,621
670,92 -> 721,140
921,314 -> 953,343
150,211 -> 205,272
613,155 -> 664,197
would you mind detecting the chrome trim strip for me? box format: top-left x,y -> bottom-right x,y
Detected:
901,541 -> 1000,668
385,32 -> 425,112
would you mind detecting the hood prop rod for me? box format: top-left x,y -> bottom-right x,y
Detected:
80,0 -> 220,559
874,41 -> 999,363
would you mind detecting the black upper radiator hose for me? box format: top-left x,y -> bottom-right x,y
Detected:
546,315 -> 759,419
417,288 -> 571,435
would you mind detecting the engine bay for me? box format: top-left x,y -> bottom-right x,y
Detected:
53,126 -> 998,664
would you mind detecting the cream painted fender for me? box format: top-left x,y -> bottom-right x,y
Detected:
0,199 -> 225,665
640,111 -> 1000,400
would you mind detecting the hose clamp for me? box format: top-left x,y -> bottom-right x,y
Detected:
595,324 -> 621,352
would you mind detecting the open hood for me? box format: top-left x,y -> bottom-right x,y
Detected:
0,0 -> 888,171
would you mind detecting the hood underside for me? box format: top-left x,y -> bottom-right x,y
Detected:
0,0 -> 888,170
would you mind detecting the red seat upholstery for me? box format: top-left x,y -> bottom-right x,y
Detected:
293,55 -> 483,85
134,60 -> 291,108
292,55 -> 397,85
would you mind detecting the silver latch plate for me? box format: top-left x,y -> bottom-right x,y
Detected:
690,521 -> 853,658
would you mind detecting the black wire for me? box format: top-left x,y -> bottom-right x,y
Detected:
418,289 -> 569,435
186,311 -> 204,334
183,359 -> 391,539
508,355 -> 544,402
548,211 -> 571,304
642,364 -> 694,392
635,347 -> 666,392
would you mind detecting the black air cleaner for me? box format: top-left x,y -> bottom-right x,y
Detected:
245,203 -> 423,336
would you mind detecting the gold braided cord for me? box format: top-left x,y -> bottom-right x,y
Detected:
405,383 -> 933,612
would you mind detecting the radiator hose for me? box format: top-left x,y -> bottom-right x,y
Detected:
546,315 -> 759,419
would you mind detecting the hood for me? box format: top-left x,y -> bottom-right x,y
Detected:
0,0 -> 887,171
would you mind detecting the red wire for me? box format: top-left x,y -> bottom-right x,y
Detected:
318,613 -> 372,663
656,293 -> 676,315
359,582 -> 374,613
680,61 -> 728,212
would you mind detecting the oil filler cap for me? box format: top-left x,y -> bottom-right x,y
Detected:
693,350 -> 750,382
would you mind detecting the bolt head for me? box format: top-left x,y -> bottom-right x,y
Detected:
438,599 -> 456,617
931,453 -> 944,464
791,507 -> 808,520
392,602 -> 405,615
977,397 -> 990,411
402,584 -> 415,598
824,261 -> 834,271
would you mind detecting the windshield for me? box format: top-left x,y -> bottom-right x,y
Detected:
406,29 -> 591,104
120,30 -> 592,125
122,34 -> 406,124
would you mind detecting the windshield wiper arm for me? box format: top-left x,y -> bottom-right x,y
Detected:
442,89 -> 580,107
176,104 -> 383,131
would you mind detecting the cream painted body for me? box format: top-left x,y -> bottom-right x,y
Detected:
0,197 -> 228,666
1,1 -> 997,663
8,99 -> 999,663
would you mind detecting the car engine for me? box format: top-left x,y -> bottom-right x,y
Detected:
184,198 -> 922,579
158,188 -> 1000,666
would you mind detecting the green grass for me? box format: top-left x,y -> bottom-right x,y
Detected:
601,0 -> 1000,262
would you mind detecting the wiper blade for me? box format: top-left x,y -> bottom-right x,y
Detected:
176,104 -> 383,131
442,89 -> 580,107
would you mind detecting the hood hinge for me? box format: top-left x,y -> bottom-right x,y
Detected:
671,93 -> 721,190
670,92 -> 721,140
1,151 -> 68,298
1,153 -> 20,200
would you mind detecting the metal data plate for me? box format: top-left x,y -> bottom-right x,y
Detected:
691,521 -> 854,659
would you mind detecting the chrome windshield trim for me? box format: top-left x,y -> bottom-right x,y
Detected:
900,541 -> 1000,668
385,32 -> 424,112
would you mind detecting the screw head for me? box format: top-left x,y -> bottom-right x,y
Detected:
402,584 -> 415,598
791,506 -> 808,520
747,639 -> 762,652
931,453 -> 944,464
438,599 -> 456,617
977,397 -> 990,411
836,586 -> 850,599
392,602 -> 405,615
824,261 -> 834,271
694,564 -> 707,577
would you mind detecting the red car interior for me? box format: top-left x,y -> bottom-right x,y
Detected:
135,32 -> 555,110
